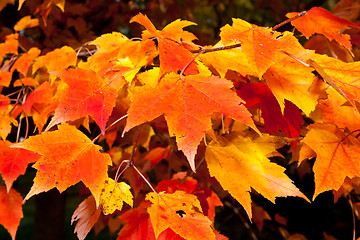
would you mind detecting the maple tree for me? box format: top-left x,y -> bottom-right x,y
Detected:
1,0 -> 360,239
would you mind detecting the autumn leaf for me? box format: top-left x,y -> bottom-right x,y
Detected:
71,195 -> 101,240
131,13 -> 198,76
157,172 -> 223,223
0,33 -> 18,61
205,132 -> 308,218
13,15 -> 39,31
32,46 -> 77,82
310,53 -> 360,106
220,18 -> 284,78
287,7 -> 360,50
0,94 -> 17,140
318,87 -> 360,131
0,187 -> 23,240
146,191 -> 215,240
124,73 -> 257,171
199,41 -> 257,78
46,68 -> 117,134
99,178 -> 133,215
235,81 -> 303,138
83,32 -> 156,88
11,47 -> 41,76
13,77 -> 37,87
301,123 -> 360,199
0,71 -> 12,87
21,81 -> 56,115
0,140 -> 40,192
12,124 -> 112,205
263,53 -> 321,115
117,205 -> 156,240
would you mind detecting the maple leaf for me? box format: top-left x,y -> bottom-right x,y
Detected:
11,47 -> 41,76
0,71 -> 12,87
32,46 -> 77,82
318,87 -> 360,131
124,73 -> 257,171
46,68 -> 118,134
117,203 -> 188,240
21,81 -> 56,115
0,34 -> 18,62
0,187 -> 23,240
205,132 -> 308,218
99,178 -> 133,215
263,53 -> 321,115
287,7 -> 360,51
235,81 -> 303,138
157,172 -> 223,223
220,18 -> 283,78
12,124 -> 112,205
310,53 -> 360,106
117,205 -> 156,240
13,15 -> 39,31
301,123 -> 360,199
13,77 -> 37,87
131,13 -> 198,76
71,195 -> 101,240
83,32 -> 156,88
146,191 -> 215,240
0,140 -> 40,192
0,95 -> 17,140
199,41 -> 257,78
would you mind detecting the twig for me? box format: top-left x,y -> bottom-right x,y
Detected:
272,11 -> 307,31
91,114 -> 128,143
347,195 -> 356,240
190,43 -> 242,54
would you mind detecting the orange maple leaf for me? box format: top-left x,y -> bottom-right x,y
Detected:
146,191 -> 215,240
0,34 -> 18,62
301,123 -> 360,199
11,47 -> 41,77
0,94 -> 17,140
12,124 -> 112,205
47,68 -> 118,134
318,87 -> 360,131
131,13 -> 198,76
287,7 -> 360,51
32,46 -> 77,82
13,15 -> 39,31
0,187 -> 23,240
205,132 -> 308,218
124,73 -> 257,171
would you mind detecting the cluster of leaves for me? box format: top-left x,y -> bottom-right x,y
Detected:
1,0 -> 360,239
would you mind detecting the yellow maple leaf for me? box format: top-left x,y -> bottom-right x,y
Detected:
99,178 -> 133,215
205,132 -> 308,218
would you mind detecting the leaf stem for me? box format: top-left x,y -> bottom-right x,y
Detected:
180,50 -> 203,78
132,164 -> 158,194
272,10 -> 307,31
91,113 -> 128,143
114,159 -> 130,184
